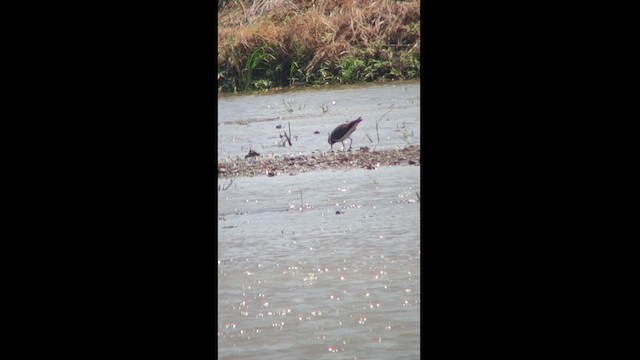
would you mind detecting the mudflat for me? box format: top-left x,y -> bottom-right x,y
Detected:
218,145 -> 420,178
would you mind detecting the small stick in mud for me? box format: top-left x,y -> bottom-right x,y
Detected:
300,188 -> 303,212
288,121 -> 293,146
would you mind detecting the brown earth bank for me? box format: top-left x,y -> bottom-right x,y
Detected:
218,145 -> 420,178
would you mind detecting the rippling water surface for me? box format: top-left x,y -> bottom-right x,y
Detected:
218,80 -> 420,160
218,81 -> 420,359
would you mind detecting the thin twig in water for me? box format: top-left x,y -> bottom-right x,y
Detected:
283,99 -> 293,113
361,127 -> 374,143
399,135 -> 412,145
219,178 -> 236,191
288,121 -> 292,145
365,133 -> 373,143
283,131 -> 292,146
397,122 -> 413,145
300,188 -> 303,212
376,110 -> 390,143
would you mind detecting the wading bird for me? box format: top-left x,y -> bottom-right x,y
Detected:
328,117 -> 363,151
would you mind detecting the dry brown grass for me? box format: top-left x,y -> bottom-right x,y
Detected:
218,0 -> 420,92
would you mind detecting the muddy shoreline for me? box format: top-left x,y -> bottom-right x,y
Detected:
218,145 -> 420,178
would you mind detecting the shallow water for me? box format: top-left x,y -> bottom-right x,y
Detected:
218,80 -> 420,160
218,81 -> 420,359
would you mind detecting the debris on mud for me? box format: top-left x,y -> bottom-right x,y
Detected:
245,149 -> 260,159
218,145 -> 420,178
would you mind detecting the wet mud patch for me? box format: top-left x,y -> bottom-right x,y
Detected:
218,145 -> 420,178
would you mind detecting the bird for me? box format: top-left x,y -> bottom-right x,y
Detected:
328,117 -> 363,151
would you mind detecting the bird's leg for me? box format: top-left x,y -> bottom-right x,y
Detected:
341,141 -> 346,151
347,137 -> 353,151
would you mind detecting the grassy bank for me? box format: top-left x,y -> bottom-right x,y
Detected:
217,0 -> 420,94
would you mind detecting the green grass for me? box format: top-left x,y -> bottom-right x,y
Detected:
244,45 -> 276,91
218,0 -> 420,94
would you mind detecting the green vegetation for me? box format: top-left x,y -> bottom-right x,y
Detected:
218,0 -> 420,94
